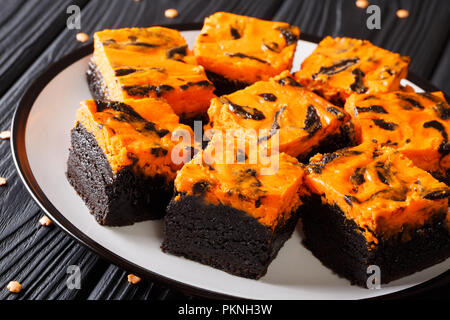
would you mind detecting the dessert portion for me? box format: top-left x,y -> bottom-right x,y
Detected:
302,142 -> 450,286
87,27 -> 215,121
345,91 -> 450,184
162,135 -> 306,279
206,71 -> 352,161
194,12 -> 300,94
295,36 -> 410,106
67,98 -> 194,226
66,15 -> 448,287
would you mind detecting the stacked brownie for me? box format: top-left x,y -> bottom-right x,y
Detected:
293,34 -> 449,285
66,12 -> 449,287
68,26 -> 216,226
206,70 -> 352,161
162,14 -> 355,278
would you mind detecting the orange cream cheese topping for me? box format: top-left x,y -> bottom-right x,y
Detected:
173,135 -> 306,229
92,27 -> 215,118
75,98 -> 194,182
206,71 -> 350,159
345,91 -> 450,180
305,142 -> 449,245
295,37 -> 410,105
194,12 -> 300,84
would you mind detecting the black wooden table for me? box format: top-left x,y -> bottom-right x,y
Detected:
0,0 -> 449,300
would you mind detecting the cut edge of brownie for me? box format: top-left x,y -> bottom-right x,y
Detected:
161,193 -> 300,279
430,169 -> 450,186
297,122 -> 356,163
86,60 -> 108,100
301,194 -> 450,287
66,122 -> 173,226
205,70 -> 250,96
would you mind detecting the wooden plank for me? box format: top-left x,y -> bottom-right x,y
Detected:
0,0 -> 282,300
273,0 -> 450,80
0,0 -> 89,97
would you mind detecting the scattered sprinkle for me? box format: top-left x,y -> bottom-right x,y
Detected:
165,8 -> 178,19
396,9 -> 409,18
0,130 -> 11,140
355,0 -> 369,9
76,32 -> 89,43
7,281 -> 22,293
127,274 -> 141,284
0,177 -> 6,186
39,215 -> 52,227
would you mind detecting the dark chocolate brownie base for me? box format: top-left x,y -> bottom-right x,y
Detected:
205,70 -> 250,96
301,194 -> 450,287
66,122 -> 172,226
161,194 -> 300,279
86,60 -> 108,100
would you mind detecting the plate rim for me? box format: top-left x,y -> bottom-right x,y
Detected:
10,22 -> 450,300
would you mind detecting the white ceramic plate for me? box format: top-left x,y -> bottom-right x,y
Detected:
12,27 -> 450,300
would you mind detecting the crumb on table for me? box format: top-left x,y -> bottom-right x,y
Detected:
0,130 -> 11,140
396,9 -> 410,18
165,8 -> 178,18
7,281 -> 22,293
127,274 -> 141,284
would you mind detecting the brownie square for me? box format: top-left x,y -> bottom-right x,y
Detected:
303,142 -> 450,287
295,37 -> 410,106
345,91 -> 450,185
194,12 -> 300,94
162,136 -> 306,278
67,99 -> 194,226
